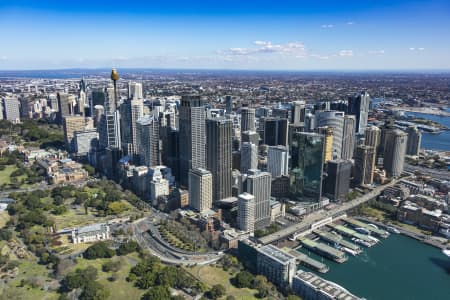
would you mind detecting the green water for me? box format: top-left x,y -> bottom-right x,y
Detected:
298,234 -> 450,300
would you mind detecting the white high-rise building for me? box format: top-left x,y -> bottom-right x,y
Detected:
384,129 -> 407,177
238,192 -> 255,233
316,110 -> 345,159
1,97 -> 21,123
189,168 -> 213,213
128,82 -> 143,100
267,145 -> 289,178
241,142 -> 258,174
245,169 -> 271,229
149,168 -> 169,206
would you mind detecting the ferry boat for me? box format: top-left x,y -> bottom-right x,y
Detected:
387,226 -> 400,234
351,237 -> 371,248
341,247 -> 358,256
366,235 -> 380,243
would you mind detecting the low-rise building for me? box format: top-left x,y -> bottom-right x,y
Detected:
71,223 -> 110,244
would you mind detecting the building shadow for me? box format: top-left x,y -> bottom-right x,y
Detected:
429,257 -> 450,274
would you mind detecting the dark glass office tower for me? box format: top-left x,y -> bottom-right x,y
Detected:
290,132 -> 324,202
263,117 -> 288,147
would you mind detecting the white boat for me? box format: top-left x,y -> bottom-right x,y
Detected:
368,224 -> 379,230
351,237 -> 371,248
387,226 -> 400,234
366,235 -> 380,243
443,249 -> 450,258
342,247 -> 358,256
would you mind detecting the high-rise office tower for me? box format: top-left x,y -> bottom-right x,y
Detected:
241,130 -> 260,146
128,82 -> 143,100
238,192 -> 255,233
354,145 -> 376,185
348,92 -> 370,134
1,97 -> 21,123
241,142 -> 258,174
206,117 -> 233,202
290,132 -> 324,202
292,101 -> 306,124
384,129 -> 407,177
136,115 -> 160,167
77,79 -> 86,117
63,115 -> 87,152
225,95 -> 232,114
56,93 -> 75,124
98,88 -> 121,150
342,115 -> 356,160
324,159 -> 351,202
149,168 -> 169,206
73,129 -> 98,158
406,126 -> 421,156
189,168 -> 213,213
316,110 -> 344,159
316,127 -> 334,162
365,125 -> 381,150
179,95 -> 206,187
244,169 -> 271,229
91,89 -> 106,116
263,117 -> 289,147
267,145 -> 289,178
241,107 -> 256,132
119,100 -> 133,154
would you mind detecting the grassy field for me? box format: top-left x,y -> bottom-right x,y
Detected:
0,165 -> 18,185
186,265 -> 259,300
52,200 -> 136,230
0,211 -> 10,228
0,259 -> 59,300
67,253 -> 144,300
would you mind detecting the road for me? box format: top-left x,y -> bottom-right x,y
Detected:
259,179 -> 402,245
404,164 -> 449,181
132,219 -> 223,266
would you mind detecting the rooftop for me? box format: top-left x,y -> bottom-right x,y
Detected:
258,244 -> 295,265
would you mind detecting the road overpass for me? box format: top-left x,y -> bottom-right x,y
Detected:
258,179 -> 401,245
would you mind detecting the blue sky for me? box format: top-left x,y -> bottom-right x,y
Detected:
0,0 -> 449,70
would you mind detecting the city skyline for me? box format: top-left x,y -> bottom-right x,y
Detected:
1,0 -> 450,70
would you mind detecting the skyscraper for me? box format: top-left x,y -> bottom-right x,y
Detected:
290,132 -> 324,202
263,117 -> 288,147
240,107 -> 256,132
225,95 -> 232,114
348,92 -> 370,134
63,115 -> 87,153
1,97 -> 21,123
241,142 -> 258,174
316,127 -> 334,162
136,115 -> 160,167
179,95 -> 206,187
354,145 -> 376,185
324,159 -> 351,202
244,169 -> 271,229
206,117 -> 233,202
341,115 -> 356,160
237,192 -> 255,233
267,145 -> 289,178
292,101 -> 306,124
365,125 -> 381,150
98,88 -> 121,150
316,110 -> 344,159
384,129 -> 407,177
189,168 -> 213,213
128,81 -> 143,100
406,126 -> 421,156
56,93 -> 75,124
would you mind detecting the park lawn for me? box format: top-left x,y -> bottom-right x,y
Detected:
0,211 -> 10,228
52,200 -> 137,230
0,259 -> 59,300
186,265 -> 259,300
69,253 -> 144,300
360,206 -> 390,222
0,164 -> 18,185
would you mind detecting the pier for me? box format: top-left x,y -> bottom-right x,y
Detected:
298,237 -> 348,263
327,223 -> 378,247
342,217 -> 390,238
313,229 -> 362,254
284,248 -> 329,273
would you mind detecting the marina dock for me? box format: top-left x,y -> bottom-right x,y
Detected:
313,229 -> 362,254
342,217 -> 390,238
284,248 -> 330,273
298,237 -> 348,263
327,223 -> 378,247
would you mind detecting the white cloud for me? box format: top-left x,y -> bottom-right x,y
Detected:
409,47 -> 425,51
321,24 -> 334,28
418,47 -> 425,51
0,56 -> 7,61
310,54 -> 329,60
226,41 -> 306,56
368,50 -> 385,55
409,47 -> 415,51
347,21 -> 355,25
339,50 -> 354,57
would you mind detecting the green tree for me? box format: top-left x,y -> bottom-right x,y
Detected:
209,284 -> 226,300
79,281 -> 109,300
83,242 -> 115,259
141,285 -> 171,300
116,240 -> 140,255
233,271 -> 253,288
286,295 -> 302,300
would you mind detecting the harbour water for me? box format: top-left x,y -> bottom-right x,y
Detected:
407,110 -> 450,151
300,234 -> 450,300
